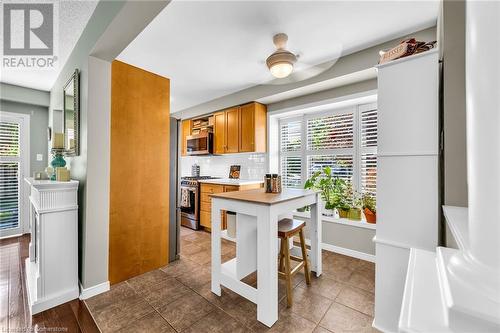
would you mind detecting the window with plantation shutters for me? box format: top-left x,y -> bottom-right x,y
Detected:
0,121 -> 20,230
307,113 -> 354,150
279,103 -> 377,196
360,105 -> 378,195
280,120 -> 301,152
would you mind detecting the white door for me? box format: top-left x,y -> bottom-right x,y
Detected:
0,111 -> 30,238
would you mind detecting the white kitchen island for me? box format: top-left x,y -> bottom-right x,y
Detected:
210,188 -> 322,327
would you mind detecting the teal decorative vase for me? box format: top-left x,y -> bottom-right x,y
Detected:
50,154 -> 66,180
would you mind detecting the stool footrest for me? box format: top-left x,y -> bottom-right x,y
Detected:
278,261 -> 304,278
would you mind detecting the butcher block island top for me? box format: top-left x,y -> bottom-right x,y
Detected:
209,188 -> 317,205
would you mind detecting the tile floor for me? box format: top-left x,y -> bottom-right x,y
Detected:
86,227 -> 378,332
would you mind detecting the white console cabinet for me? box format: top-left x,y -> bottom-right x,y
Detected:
24,178 -> 79,314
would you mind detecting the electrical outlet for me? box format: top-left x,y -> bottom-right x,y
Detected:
36,154 -> 43,161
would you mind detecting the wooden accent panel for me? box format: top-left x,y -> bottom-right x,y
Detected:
109,60 -> 170,284
214,112 -> 225,154
181,119 -> 192,156
225,107 -> 240,153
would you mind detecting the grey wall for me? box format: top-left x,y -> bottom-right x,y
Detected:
298,216 -> 375,257
0,82 -> 50,107
442,0 -> 467,207
0,100 -> 48,175
268,79 -> 377,112
48,0 -> 170,290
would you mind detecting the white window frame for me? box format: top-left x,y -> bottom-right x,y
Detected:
0,111 -> 30,238
279,102 -> 377,193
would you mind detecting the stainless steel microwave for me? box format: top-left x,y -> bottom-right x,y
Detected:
186,132 -> 213,155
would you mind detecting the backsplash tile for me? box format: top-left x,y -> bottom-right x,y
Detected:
180,153 -> 267,180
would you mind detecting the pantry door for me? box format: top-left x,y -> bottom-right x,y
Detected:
0,111 -> 30,238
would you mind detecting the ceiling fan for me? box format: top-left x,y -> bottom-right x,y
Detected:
263,33 -> 341,85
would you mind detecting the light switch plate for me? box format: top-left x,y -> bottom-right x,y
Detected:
36,154 -> 43,161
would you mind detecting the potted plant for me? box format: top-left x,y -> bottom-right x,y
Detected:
304,167 -> 345,217
348,191 -> 362,221
362,193 -> 377,223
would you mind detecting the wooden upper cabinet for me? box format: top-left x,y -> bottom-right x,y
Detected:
239,102 -> 267,153
214,111 -> 226,154
197,102 -> 267,155
181,119 -> 192,156
225,107 -> 240,153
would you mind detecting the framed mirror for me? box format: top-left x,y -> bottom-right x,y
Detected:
63,69 -> 80,156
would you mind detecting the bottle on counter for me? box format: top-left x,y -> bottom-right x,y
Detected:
271,174 -> 278,193
265,174 -> 272,193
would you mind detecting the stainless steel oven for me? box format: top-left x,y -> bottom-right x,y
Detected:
179,176 -> 219,230
186,132 -> 213,155
180,179 -> 199,230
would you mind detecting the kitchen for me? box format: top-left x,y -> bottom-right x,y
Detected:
179,102 -> 266,231
4,1 -> 497,332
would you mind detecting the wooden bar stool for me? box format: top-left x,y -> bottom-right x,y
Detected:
278,218 -> 311,307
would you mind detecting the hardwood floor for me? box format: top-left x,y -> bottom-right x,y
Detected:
0,235 -> 99,333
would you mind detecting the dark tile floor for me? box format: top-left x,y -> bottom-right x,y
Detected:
86,227 -> 378,332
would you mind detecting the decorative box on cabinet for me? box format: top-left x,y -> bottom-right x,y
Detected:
24,178 -> 79,314
374,49 -> 439,333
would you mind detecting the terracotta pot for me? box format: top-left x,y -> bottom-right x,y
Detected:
338,208 -> 349,218
364,208 -> 376,223
348,208 -> 362,221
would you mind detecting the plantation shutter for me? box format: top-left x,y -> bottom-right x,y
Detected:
360,107 -> 378,195
280,120 -> 302,188
280,156 -> 302,188
0,121 -> 20,230
307,155 -> 354,183
307,112 -> 354,150
280,120 -> 301,152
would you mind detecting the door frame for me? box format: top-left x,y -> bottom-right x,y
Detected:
0,111 -> 30,238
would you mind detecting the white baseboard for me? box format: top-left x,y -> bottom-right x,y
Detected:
372,318 -> 397,333
79,281 -> 110,300
322,242 -> 376,263
304,239 -> 376,263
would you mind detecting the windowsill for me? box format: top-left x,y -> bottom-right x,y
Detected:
293,210 -> 377,230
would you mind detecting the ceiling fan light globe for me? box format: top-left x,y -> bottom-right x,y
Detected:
270,62 -> 293,78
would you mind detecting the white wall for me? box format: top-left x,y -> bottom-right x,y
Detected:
180,153 -> 266,180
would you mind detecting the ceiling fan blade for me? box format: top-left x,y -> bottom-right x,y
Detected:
261,58 -> 339,85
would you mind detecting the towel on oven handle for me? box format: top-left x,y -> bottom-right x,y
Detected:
180,188 -> 191,208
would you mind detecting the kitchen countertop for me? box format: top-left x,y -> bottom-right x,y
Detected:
198,178 -> 264,186
210,188 -> 317,205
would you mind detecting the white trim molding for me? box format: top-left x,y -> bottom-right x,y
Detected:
79,281 -> 110,300
304,238 -> 375,263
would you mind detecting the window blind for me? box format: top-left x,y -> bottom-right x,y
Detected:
361,154 -> 377,195
361,109 -> 377,147
307,112 -> 354,150
308,154 -> 354,183
0,121 -> 20,230
281,156 -> 302,188
280,120 -> 301,152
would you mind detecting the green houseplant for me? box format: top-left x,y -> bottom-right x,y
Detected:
362,193 -> 377,223
304,166 -> 346,216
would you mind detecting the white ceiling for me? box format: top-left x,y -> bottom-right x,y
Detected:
118,0 -> 438,113
0,1 -> 98,91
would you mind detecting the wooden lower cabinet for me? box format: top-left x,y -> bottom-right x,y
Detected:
199,183 -> 262,230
